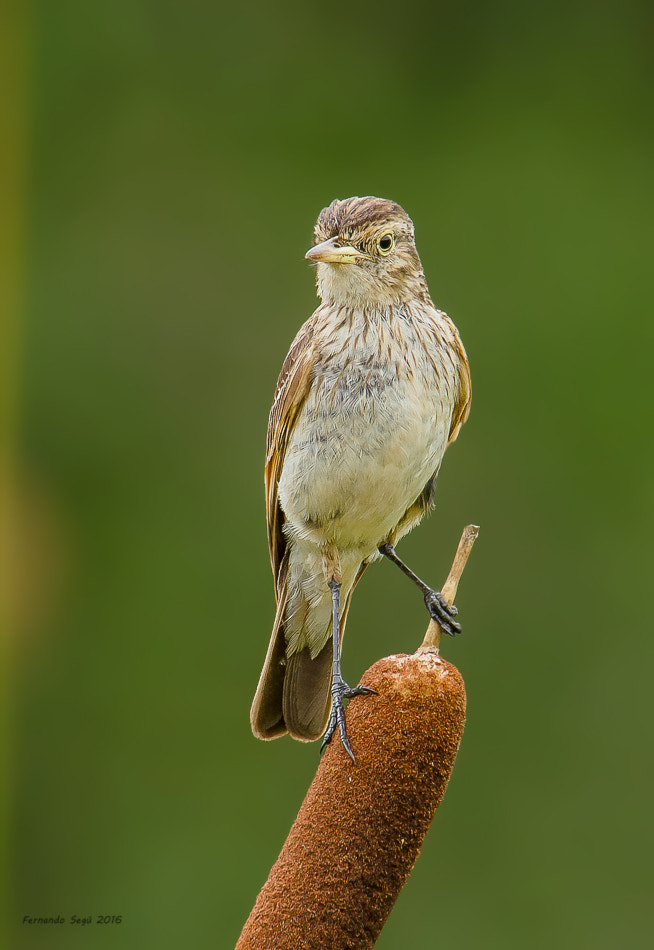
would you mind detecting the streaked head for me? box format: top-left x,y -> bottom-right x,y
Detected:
306,196 -> 429,307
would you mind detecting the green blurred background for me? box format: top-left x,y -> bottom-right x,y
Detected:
5,0 -> 653,946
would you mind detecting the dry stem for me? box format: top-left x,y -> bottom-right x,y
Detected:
417,524 -> 479,654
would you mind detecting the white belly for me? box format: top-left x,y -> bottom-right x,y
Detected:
277,325 -> 454,558
275,303 -> 462,657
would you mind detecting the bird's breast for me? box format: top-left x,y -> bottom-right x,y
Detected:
277,307 -> 459,552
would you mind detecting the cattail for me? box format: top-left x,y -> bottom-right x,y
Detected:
237,526 -> 478,950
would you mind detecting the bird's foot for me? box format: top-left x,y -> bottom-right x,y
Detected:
424,589 -> 461,637
320,678 -> 377,763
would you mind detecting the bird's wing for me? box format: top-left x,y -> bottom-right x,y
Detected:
265,319 -> 316,596
448,333 -> 472,444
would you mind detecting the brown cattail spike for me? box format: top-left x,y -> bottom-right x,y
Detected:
236,653 -> 466,949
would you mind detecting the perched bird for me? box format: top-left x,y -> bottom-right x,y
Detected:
251,196 -> 471,760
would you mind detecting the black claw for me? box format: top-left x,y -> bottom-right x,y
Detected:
344,684 -> 378,699
379,546 -> 463,636
424,589 -> 462,636
320,707 -> 339,755
320,681 -> 377,762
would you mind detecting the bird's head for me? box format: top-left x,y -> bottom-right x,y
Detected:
306,196 -> 429,308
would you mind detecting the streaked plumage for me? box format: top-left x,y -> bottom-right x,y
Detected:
251,196 -> 471,745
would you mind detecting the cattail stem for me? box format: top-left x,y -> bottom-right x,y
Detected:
418,523 -> 479,654
237,525 -> 479,950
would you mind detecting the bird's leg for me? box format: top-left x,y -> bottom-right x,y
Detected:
378,543 -> 461,637
320,578 -> 376,763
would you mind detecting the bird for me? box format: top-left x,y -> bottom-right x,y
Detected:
250,196 -> 471,761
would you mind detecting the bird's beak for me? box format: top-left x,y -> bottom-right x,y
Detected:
305,237 -> 360,264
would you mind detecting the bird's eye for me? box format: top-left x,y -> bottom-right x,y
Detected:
377,233 -> 394,254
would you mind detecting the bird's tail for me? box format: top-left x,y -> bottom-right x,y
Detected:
282,640 -> 334,741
